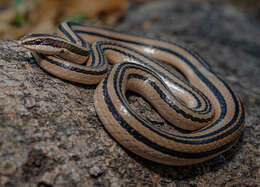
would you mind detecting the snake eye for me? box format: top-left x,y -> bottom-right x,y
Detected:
33,39 -> 42,45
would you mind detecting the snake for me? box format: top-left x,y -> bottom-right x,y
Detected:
19,22 -> 245,166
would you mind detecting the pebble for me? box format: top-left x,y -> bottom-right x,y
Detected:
24,97 -> 36,108
16,104 -> 29,115
0,160 -> 17,175
0,176 -> 10,186
89,166 -> 104,177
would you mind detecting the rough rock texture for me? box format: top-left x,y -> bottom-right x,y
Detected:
0,0 -> 259,186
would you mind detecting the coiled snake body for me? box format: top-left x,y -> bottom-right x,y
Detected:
20,22 -> 245,166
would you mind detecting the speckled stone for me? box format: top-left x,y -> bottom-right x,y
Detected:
0,0 -> 259,186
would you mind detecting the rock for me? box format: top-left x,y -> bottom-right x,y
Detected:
0,0 -> 259,186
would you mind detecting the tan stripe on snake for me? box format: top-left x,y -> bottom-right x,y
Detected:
20,22 -> 245,166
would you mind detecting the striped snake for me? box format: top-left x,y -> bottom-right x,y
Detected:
20,22 -> 245,166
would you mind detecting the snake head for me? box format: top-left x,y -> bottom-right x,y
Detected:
19,33 -> 68,55
20,33 -> 90,64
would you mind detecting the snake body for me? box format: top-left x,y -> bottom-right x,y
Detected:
20,22 -> 245,166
